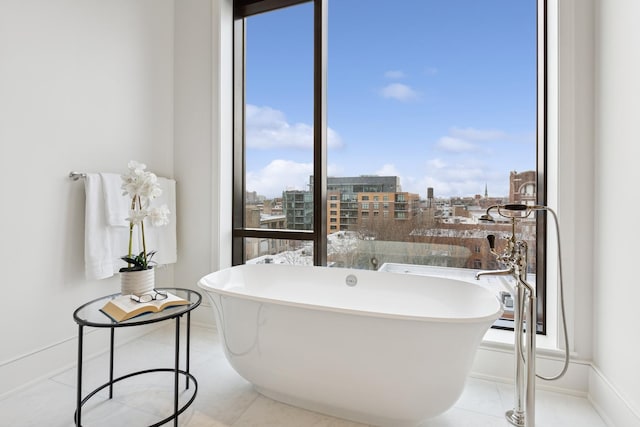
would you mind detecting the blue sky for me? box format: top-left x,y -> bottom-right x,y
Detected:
244,0 -> 537,199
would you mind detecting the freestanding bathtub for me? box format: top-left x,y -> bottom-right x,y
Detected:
198,264 -> 503,426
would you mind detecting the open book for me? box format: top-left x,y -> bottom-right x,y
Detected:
101,291 -> 189,322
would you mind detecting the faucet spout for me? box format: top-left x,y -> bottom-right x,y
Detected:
475,268 -> 513,280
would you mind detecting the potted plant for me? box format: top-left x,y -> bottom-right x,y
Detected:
119,161 -> 170,296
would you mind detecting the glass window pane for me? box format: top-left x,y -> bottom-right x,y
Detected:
326,0 -> 538,276
244,3 -> 315,231
244,238 -> 313,266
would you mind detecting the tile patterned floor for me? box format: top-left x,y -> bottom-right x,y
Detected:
0,323 -> 608,427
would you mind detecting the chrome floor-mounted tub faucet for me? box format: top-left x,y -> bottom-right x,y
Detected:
476,203 -> 569,427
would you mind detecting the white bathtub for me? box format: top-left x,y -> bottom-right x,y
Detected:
198,264 -> 503,426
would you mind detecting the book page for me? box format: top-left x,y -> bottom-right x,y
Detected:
101,291 -> 189,322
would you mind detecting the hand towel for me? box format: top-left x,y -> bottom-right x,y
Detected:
84,174 -> 130,280
100,172 -> 129,227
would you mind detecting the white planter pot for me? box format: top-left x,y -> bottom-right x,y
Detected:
120,268 -> 155,296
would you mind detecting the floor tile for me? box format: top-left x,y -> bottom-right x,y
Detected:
186,353 -> 260,425
0,379 -> 75,427
496,382 -> 608,427
453,377 -> 504,418
419,407 -> 509,427
232,395 -> 368,427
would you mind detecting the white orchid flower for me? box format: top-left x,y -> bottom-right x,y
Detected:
148,204 -> 170,227
127,160 -> 146,173
139,172 -> 162,200
121,165 -> 162,200
125,209 -> 148,225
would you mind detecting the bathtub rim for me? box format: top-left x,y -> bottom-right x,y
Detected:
198,266 -> 504,325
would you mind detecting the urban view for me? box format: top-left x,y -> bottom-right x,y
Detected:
244,170 -> 537,276
243,2 -> 538,278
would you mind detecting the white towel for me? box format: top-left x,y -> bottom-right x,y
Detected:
144,177 -> 177,266
100,172 -> 129,227
84,174 -> 129,280
84,174 -> 177,280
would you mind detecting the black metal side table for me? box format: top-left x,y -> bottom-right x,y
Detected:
73,288 -> 202,426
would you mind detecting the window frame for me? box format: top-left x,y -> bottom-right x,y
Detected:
232,0 -> 326,265
232,0 -> 548,334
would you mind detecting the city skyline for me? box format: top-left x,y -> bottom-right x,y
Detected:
248,172 -> 523,202
244,0 -> 537,199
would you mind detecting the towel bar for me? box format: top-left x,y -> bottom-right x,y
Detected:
69,172 -> 87,181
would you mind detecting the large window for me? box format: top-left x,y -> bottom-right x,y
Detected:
233,0 -> 546,330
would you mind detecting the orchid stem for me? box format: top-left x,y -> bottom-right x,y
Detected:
127,197 -> 136,269
138,195 -> 148,268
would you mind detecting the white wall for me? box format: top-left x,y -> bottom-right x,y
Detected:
173,0 -> 215,309
0,0 -> 175,396
555,0 -> 596,363
592,0 -> 640,425
173,0 -> 232,327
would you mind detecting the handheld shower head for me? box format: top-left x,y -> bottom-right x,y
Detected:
483,203 -> 545,220
502,204 -> 528,211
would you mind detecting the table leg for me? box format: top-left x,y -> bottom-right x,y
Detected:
109,327 -> 114,399
174,316 -> 180,426
76,325 -> 83,426
186,311 -> 191,390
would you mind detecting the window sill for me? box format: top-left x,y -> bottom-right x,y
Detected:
482,326 -> 559,352
378,262 -> 564,353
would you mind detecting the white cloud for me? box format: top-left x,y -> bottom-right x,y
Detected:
426,158 -> 447,169
380,83 -> 419,102
450,127 -> 507,141
433,126 -> 509,154
326,163 -> 344,177
435,136 -> 476,153
246,104 -> 343,150
376,163 -> 401,176
246,159 -> 313,198
247,160 -> 345,198
374,163 -> 420,195
420,157 -> 482,195
384,70 -> 406,79
416,129 -> 514,196
415,162 -> 492,197
421,177 -> 482,198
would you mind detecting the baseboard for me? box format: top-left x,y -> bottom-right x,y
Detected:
0,323 -> 159,399
471,344 -> 591,396
588,365 -> 640,427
